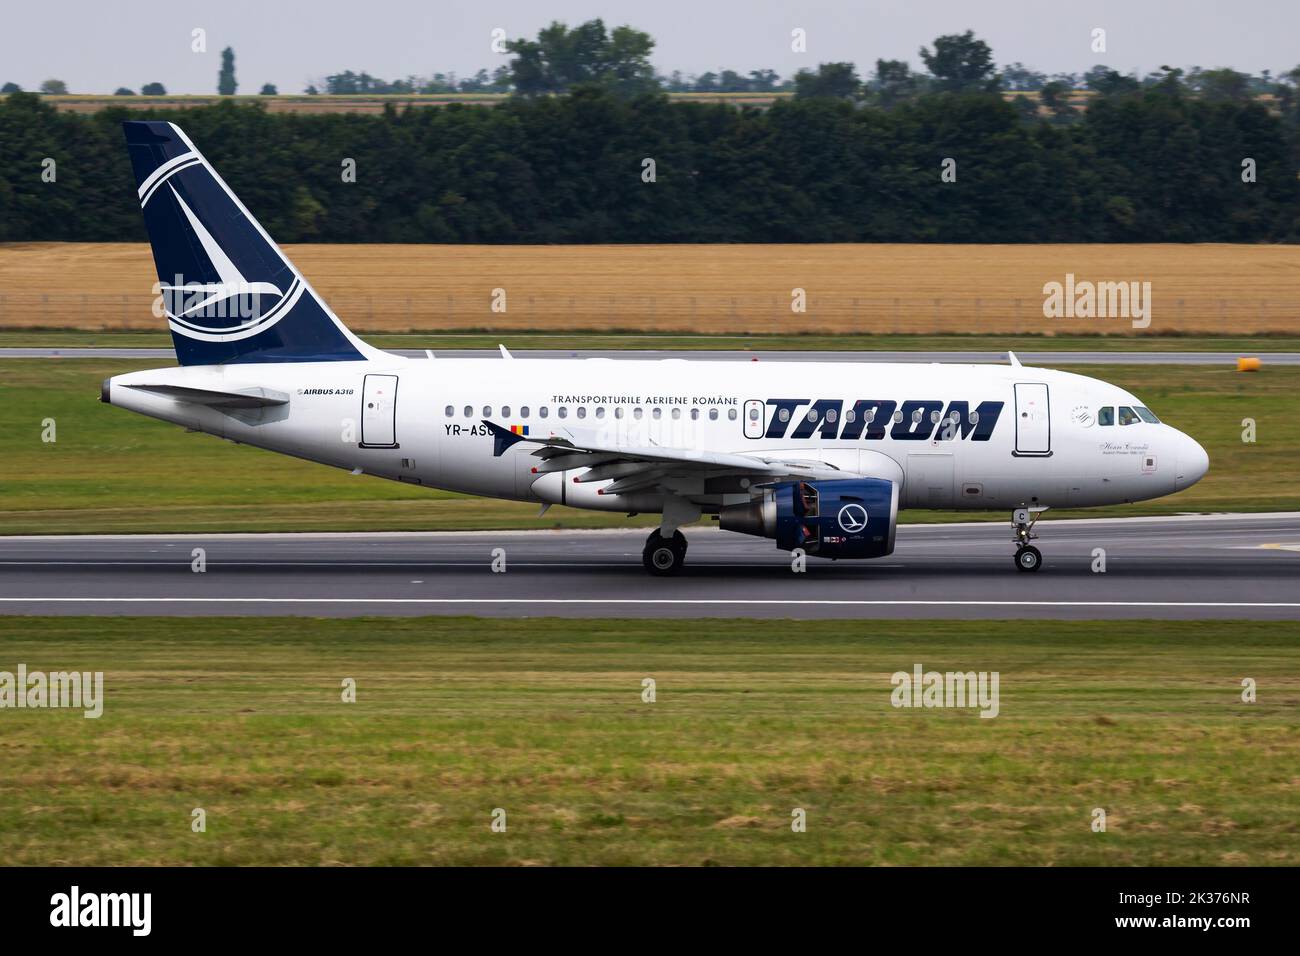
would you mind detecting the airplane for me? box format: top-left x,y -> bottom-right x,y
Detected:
102,121 -> 1210,576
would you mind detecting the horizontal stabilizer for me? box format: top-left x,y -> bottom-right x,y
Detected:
123,383 -> 290,408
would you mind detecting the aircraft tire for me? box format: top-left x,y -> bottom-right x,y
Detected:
643,530 -> 687,576
1014,545 -> 1042,572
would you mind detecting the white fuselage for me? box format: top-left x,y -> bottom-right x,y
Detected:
104,355 -> 1209,516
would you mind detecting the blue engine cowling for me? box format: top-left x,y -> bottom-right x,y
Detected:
719,478 -> 898,559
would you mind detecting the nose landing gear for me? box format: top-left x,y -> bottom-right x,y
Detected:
1012,507 -> 1042,572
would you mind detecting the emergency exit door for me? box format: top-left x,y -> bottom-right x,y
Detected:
743,399 -> 765,439
1013,382 -> 1051,456
360,374 -> 399,448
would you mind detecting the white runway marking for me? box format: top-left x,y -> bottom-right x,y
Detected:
0,560 -> 622,568
2,597 -> 1298,608
0,560 -> 909,569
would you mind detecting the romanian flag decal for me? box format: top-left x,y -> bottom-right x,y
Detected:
510,425 -> 530,436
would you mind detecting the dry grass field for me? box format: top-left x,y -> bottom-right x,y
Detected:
44,90 -> 1107,116
44,92 -> 791,114
2,242 -> 1299,335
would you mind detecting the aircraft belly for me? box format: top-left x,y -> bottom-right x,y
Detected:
436,436 -> 520,499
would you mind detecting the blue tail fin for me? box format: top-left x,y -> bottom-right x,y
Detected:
123,121 -> 375,365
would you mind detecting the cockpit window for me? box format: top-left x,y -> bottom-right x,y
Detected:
1098,406 -> 1115,426
1135,406 -> 1160,424
1118,406 -> 1140,426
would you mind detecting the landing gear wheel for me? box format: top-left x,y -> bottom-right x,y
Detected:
1014,545 -> 1042,573
1010,507 -> 1043,572
643,530 -> 687,576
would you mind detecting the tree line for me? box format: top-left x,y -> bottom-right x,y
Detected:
8,21 -> 1300,109
1,78 -> 1296,244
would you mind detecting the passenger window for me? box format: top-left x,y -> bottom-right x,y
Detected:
615,407 -> 624,419
1119,406 -> 1140,426
634,407 -> 644,420
558,407 -> 568,419
539,407 -> 548,418
673,408 -> 682,420
501,405 -> 511,418
825,408 -> 837,423
595,407 -> 605,419
691,408 -> 700,420
444,405 -> 453,417
1135,406 -> 1160,424
893,411 -> 903,423
806,409 -> 818,422
652,407 -> 662,419
521,406 -> 530,418
576,407 -> 586,419
728,408 -> 737,421
709,408 -> 719,420
1098,407 -> 1114,426
482,406 -> 492,417
969,411 -> 979,424
462,405 -> 472,418
845,409 -> 856,424
778,408 -> 790,423
930,410 -> 940,424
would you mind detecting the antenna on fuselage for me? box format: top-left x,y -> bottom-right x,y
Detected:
1007,350 -> 1022,367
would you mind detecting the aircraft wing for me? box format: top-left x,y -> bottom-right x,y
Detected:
481,419 -> 868,495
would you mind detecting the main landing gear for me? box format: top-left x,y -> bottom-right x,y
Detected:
643,529 -> 688,576
1011,507 -> 1042,572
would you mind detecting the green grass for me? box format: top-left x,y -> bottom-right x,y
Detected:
0,616 -> 1295,866
4,329 -> 1300,352
0,359 -> 1295,534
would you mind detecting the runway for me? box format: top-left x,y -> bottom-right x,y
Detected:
4,347 -> 1298,365
1,514 -> 1297,620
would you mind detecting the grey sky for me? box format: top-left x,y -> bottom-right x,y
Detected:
3,0 -> 1297,94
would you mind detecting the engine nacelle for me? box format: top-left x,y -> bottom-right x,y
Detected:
719,478 -> 898,559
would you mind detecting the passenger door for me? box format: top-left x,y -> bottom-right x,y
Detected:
360,374 -> 399,448
1013,382 -> 1051,457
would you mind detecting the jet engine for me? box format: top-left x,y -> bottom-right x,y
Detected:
719,478 -> 898,559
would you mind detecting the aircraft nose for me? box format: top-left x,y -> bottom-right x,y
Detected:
1174,431 -> 1209,490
